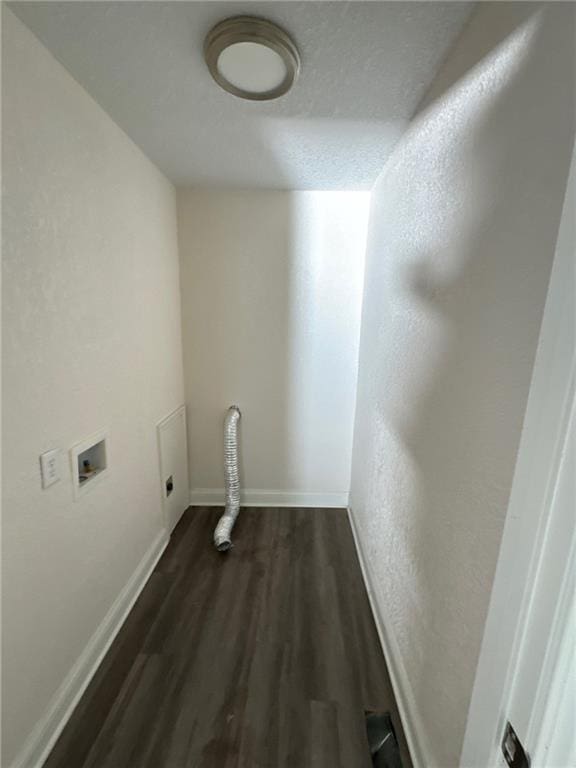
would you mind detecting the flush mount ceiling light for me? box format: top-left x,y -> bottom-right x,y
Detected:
204,16 -> 300,101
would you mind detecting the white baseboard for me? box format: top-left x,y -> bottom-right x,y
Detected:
11,529 -> 169,768
347,505 -> 431,768
189,488 -> 349,508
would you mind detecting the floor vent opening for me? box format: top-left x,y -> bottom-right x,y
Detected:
365,711 -> 403,768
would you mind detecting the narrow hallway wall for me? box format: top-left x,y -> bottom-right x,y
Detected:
349,3 -> 576,766
2,10 -> 184,766
178,189 -> 369,505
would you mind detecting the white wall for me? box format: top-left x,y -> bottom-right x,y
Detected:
462,144 -> 576,767
349,4 -> 575,767
178,190 -> 369,505
2,10 -> 184,766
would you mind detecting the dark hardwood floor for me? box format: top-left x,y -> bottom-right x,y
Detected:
44,507 -> 411,768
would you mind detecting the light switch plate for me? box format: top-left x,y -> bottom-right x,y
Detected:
40,449 -> 61,489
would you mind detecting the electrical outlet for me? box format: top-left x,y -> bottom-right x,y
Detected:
40,449 -> 61,489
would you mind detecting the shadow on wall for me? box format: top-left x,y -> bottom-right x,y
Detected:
350,5 -> 575,767
178,190 -> 369,501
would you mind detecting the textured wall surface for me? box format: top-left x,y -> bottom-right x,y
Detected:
461,146 -> 576,766
350,4 -> 576,766
2,11 -> 184,765
178,189 -> 369,499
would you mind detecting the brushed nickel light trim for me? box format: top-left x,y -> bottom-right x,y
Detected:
204,16 -> 300,101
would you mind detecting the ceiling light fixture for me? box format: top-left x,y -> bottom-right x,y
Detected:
204,16 -> 300,101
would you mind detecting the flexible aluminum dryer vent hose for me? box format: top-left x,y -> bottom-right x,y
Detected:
214,405 -> 241,552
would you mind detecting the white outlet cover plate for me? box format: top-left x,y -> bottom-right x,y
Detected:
40,448 -> 61,489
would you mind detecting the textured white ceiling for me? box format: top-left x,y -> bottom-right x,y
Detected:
11,1 -> 474,189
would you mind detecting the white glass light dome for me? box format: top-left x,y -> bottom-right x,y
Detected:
204,17 -> 300,101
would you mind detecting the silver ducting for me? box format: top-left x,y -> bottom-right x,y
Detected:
214,405 -> 241,551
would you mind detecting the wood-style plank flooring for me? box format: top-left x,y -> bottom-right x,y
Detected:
45,507 -> 411,768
